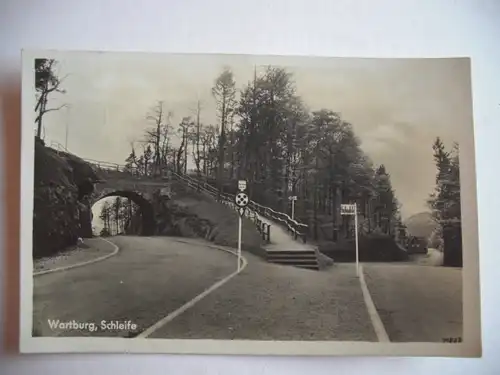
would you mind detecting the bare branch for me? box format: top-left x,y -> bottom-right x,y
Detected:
43,103 -> 68,115
34,93 -> 44,112
35,104 -> 68,123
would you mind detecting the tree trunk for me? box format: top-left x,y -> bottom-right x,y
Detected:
196,104 -> 201,190
184,131 -> 188,175
217,99 -> 226,201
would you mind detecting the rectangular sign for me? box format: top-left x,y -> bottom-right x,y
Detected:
340,204 -> 356,215
238,180 -> 247,191
288,196 -> 297,201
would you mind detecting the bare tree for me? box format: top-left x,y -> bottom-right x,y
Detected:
145,101 -> 165,176
189,99 -> 204,189
34,58 -> 67,138
176,117 -> 194,174
159,112 -> 173,170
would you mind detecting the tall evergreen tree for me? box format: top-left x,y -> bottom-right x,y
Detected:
428,137 -> 462,266
212,68 -> 237,198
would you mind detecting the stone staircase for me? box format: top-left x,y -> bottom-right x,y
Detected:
266,249 -> 320,270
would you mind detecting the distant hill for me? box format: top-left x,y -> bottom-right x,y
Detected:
404,212 -> 438,238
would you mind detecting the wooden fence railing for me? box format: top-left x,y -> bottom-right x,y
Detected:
174,172 -> 309,244
170,171 -> 272,243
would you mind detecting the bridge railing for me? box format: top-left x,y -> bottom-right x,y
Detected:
48,141 -> 142,176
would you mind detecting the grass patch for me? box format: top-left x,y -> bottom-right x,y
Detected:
170,186 -> 266,259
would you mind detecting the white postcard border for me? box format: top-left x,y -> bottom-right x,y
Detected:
19,49 -> 482,357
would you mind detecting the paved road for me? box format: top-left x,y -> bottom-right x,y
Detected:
363,263 -> 462,342
33,235 -> 462,343
33,236 -> 376,341
33,236 -> 237,337
408,248 -> 444,267
149,249 -> 377,341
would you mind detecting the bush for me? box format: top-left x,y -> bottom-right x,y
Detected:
318,233 -> 408,262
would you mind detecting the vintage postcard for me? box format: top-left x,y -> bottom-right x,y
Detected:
19,50 -> 481,356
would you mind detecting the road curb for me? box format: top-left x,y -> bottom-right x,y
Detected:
137,239 -> 248,338
33,238 -> 120,276
358,264 -> 390,342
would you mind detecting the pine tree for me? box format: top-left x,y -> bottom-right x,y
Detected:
373,165 -> 398,235
143,145 -> 153,176
99,201 -> 112,235
125,147 -> 137,174
428,137 -> 462,266
212,67 -> 237,198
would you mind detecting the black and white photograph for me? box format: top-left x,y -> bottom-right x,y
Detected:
19,50 -> 481,356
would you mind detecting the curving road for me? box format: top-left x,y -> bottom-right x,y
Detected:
33,236 -> 461,343
33,236 -> 238,337
363,263 -> 462,342
33,236 -> 377,341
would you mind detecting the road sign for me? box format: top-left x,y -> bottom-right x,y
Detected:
235,197 -> 248,272
238,180 -> 247,191
237,207 -> 246,217
340,203 -> 359,277
340,203 -> 356,215
288,195 -> 297,201
235,192 -> 249,207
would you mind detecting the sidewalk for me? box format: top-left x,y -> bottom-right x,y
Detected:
225,201 -> 315,252
33,238 -> 117,274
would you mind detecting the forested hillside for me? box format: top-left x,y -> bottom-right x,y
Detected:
122,66 -> 406,244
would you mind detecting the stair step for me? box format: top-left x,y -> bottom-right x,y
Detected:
266,251 -> 316,256
294,264 -> 320,270
269,259 -> 319,265
268,260 -> 320,270
267,252 -> 316,258
267,258 -> 318,264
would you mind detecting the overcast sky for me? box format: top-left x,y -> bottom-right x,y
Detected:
38,52 -> 473,219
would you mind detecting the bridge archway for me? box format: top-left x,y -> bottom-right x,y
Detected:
92,190 -> 156,236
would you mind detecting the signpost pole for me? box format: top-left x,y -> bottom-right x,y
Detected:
236,180 -> 247,272
238,215 -> 242,272
354,203 -> 359,277
291,198 -> 295,220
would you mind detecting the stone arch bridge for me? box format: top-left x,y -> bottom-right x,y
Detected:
83,158 -> 172,237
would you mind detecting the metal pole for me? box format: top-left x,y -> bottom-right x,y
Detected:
238,215 -> 242,271
355,204 -> 359,277
291,198 -> 295,220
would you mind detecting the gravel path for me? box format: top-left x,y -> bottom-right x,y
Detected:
225,201 -> 314,251
362,264 -> 462,342
149,252 -> 377,341
33,236 -> 237,338
33,238 -> 116,273
408,248 -> 444,266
